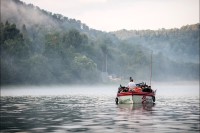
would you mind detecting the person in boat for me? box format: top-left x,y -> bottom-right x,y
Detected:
127,78 -> 136,91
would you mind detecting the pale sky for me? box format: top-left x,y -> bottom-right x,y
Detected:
21,0 -> 199,32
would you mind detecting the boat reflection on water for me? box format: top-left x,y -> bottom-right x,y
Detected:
116,103 -> 156,132
117,103 -> 155,111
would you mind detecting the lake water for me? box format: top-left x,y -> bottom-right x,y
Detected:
1,83 -> 199,133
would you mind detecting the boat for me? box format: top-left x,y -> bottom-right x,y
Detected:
115,84 -> 156,104
115,82 -> 156,104
115,51 -> 156,104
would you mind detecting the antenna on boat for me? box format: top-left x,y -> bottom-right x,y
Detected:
150,50 -> 153,86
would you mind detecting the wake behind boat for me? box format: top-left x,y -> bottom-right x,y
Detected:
115,82 -> 156,104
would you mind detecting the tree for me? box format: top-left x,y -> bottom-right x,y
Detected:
1,21 -> 29,59
72,55 -> 99,82
63,29 -> 82,48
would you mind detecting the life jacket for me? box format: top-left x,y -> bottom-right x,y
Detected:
134,87 -> 142,92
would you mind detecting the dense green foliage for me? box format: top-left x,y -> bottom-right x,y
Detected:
1,22 -> 101,84
112,24 -> 199,63
1,0 -> 199,85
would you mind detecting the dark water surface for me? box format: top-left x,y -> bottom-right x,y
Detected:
1,84 -> 199,133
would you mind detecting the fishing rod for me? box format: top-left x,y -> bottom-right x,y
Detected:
150,50 -> 153,86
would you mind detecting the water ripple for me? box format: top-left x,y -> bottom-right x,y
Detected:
1,95 -> 199,133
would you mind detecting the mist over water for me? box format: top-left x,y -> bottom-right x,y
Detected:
1,82 -> 199,133
1,85 -> 116,96
1,81 -> 199,97
1,1 -> 199,132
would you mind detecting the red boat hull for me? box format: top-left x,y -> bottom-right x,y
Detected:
116,91 -> 156,104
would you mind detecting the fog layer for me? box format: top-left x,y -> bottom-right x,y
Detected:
1,0 -> 199,85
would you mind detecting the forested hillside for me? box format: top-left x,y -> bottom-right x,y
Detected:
112,24 -> 199,63
1,0 -> 199,85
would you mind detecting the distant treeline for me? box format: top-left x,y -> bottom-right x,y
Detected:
0,0 -> 199,85
112,24 -> 199,63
